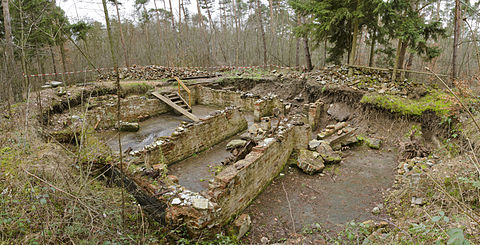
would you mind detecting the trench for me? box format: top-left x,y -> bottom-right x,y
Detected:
168,114 -> 255,193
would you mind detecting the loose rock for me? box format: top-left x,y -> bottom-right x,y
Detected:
119,121 -> 140,132
365,137 -> 382,149
231,214 -> 251,239
297,149 -> 325,175
316,142 -> 341,164
226,139 -> 247,150
327,103 -> 352,122
308,139 -> 322,151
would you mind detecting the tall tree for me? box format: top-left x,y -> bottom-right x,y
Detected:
381,0 -> 446,81
2,0 -> 13,113
111,0 -> 130,67
290,0 -> 381,65
452,0 -> 461,79
256,0 -> 267,65
101,0 -> 125,226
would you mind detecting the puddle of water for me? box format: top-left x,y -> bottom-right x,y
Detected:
103,105 -> 220,152
243,146 -> 397,242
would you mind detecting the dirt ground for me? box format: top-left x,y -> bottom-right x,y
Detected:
242,146 -> 398,243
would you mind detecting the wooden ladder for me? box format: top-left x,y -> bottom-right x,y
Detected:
165,92 -> 192,112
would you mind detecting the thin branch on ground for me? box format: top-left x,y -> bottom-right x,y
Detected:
282,182 -> 296,233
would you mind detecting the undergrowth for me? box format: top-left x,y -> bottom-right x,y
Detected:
0,110 -> 165,243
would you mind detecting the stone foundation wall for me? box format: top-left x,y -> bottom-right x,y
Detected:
135,107 -> 248,166
207,124 -> 311,224
194,86 -> 283,121
304,99 -> 325,131
94,95 -> 172,129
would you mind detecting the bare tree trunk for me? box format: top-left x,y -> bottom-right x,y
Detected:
203,0 -> 227,63
101,0 -> 125,226
295,38 -> 300,68
195,0 -> 211,65
452,0 -> 461,80
232,0 -> 240,65
303,36 -> 313,71
59,42 -> 68,82
1,0 -> 13,115
368,30 -> 376,67
397,41 -> 408,68
142,5 -> 153,64
256,0 -> 267,66
153,0 -> 170,66
178,0 -> 181,29
348,15 -> 359,76
405,53 -> 414,79
323,39 -> 327,67
167,0 -> 179,64
295,14 -> 300,67
464,20 -> 480,73
114,0 -> 130,67
392,39 -> 408,82
168,0 -> 176,29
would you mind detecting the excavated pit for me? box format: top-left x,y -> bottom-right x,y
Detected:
102,105 -> 220,152
43,76 -> 441,241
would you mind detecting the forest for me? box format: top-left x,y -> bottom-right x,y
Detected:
1,0 -> 480,244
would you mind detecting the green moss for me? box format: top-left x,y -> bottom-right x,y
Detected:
360,91 -> 454,117
121,82 -> 154,95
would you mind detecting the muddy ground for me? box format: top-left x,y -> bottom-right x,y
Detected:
242,146 -> 397,243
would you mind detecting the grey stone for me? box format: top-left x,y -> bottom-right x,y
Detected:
261,237 -> 270,244
371,206 -> 380,215
171,198 -> 181,205
248,124 -> 259,135
232,214 -> 251,239
297,149 -> 325,175
308,139 -> 322,150
327,103 -> 352,122
226,139 -> 247,150
49,81 -> 63,87
340,135 -> 359,146
119,122 -> 140,132
411,197 -> 424,205
365,137 -> 381,149
192,197 -> 209,209
316,142 -> 341,164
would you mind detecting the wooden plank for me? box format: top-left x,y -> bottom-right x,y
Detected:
175,92 -> 192,112
151,92 -> 199,122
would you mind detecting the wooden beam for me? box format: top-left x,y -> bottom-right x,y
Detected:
151,92 -> 199,122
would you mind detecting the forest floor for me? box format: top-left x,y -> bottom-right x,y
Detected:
1,66 -> 480,244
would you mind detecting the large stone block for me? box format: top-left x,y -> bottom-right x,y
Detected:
297,149 -> 325,175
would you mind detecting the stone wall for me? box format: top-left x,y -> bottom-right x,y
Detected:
94,95 -> 173,129
194,86 -> 283,121
304,99 -> 325,131
134,107 -> 248,167
207,124 -> 311,224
